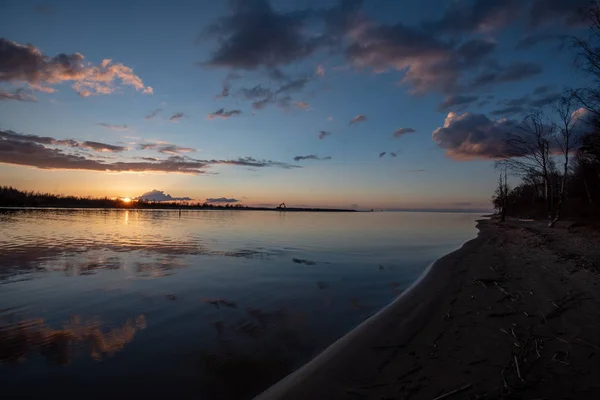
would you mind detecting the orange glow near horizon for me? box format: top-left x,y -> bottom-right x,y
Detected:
121,197 -> 132,203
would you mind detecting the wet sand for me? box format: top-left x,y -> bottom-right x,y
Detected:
257,218 -> 600,399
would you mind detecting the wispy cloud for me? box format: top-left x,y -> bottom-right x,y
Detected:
379,152 -> 387,158
0,88 -> 37,102
318,130 -> 332,140
207,108 -> 242,120
206,197 -> 239,203
294,102 -> 311,110
145,109 -> 161,119
316,64 -> 325,77
96,123 -> 129,131
0,38 -> 152,96
393,128 -> 416,138
0,130 -> 125,152
350,114 -> 367,125
293,155 -> 332,162
169,112 -> 185,122
139,143 -> 196,155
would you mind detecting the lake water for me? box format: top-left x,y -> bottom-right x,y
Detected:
0,209 -> 479,399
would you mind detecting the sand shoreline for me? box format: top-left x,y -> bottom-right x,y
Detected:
256,218 -> 600,399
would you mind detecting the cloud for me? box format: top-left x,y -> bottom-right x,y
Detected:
515,33 -> 566,50
136,190 -> 192,202
0,88 -> 37,102
528,0 -> 590,27
432,112 -> 518,160
215,72 -> 242,99
96,123 -> 129,131
318,130 -> 332,140
316,64 -> 325,77
470,62 -> 543,89
424,0 -> 522,34
532,85 -> 555,95
169,112 -> 185,122
491,90 -> 563,116
293,154 -> 332,161
490,105 -> 527,117
390,152 -> 398,157
437,95 -> 479,112
200,0 -> 323,70
139,143 -> 196,155
349,114 -> 366,125
393,128 -> 416,138
0,38 -> 152,96
295,101 -> 310,110
145,108 -> 161,119
379,152 -> 387,158
206,197 -> 239,203
457,39 -> 497,64
207,108 -> 242,120
0,130 -> 299,173
0,129 -> 125,152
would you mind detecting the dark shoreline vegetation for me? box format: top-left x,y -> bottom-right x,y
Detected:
0,186 -> 355,212
490,5 -> 600,228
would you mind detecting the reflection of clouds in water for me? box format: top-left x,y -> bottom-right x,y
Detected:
0,314 -> 146,364
0,242 -> 284,282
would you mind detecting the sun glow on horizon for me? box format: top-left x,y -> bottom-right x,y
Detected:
121,197 -> 132,203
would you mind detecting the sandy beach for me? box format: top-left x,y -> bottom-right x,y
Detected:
257,218 -> 600,399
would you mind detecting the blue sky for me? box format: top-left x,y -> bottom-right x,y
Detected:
0,0 -> 592,209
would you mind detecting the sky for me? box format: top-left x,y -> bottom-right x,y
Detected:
0,0 -> 594,210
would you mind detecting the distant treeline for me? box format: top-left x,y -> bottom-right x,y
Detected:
492,4 -> 600,226
0,186 -> 355,212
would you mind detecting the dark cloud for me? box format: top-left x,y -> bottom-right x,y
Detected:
393,127 -> 416,138
201,0 -> 322,70
529,92 -> 562,107
390,152 -> 398,157
379,152 -> 387,158
349,114 -> 366,125
533,85 -> 555,95
457,39 -> 497,64
239,84 -> 273,100
96,123 -> 129,131
293,154 -> 332,162
207,108 -> 242,120
515,33 -> 566,50
490,105 -> 527,116
318,130 -> 332,140
470,62 -> 542,89
145,108 -> 161,119
432,112 -> 518,160
437,94 -> 479,112
528,0 -> 590,27
136,190 -> 192,202
275,76 -> 310,94
424,0 -> 522,34
0,88 -> 37,102
81,141 -> 126,152
169,112 -> 185,122
206,197 -> 239,203
0,129 -> 125,152
0,130 -> 299,173
0,38 -> 152,96
139,143 -> 196,155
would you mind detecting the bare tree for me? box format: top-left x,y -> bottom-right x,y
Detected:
501,112 -> 557,226
548,93 -> 581,227
493,165 -> 510,222
572,2 -> 600,117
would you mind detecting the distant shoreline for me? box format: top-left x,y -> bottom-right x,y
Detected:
0,206 -> 357,212
257,217 -> 600,399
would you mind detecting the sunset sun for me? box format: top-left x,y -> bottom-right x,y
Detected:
121,197 -> 131,203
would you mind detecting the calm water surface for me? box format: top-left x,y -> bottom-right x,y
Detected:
0,209 -> 479,399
